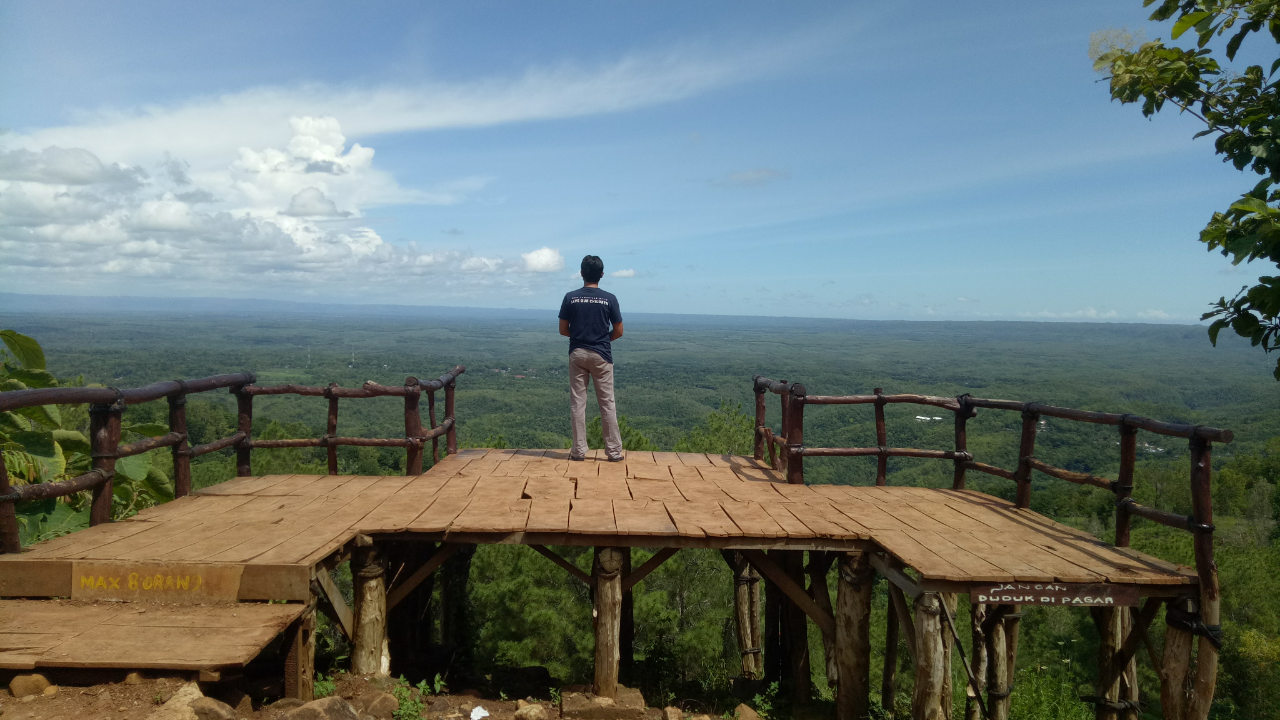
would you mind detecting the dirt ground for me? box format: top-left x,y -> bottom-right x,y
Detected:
0,672 -> 566,720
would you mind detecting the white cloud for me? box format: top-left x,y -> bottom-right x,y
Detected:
1024,307 -> 1120,320
712,167 -> 788,188
610,269 -> 636,278
1137,309 -> 1172,320
521,247 -> 565,273
284,187 -> 344,217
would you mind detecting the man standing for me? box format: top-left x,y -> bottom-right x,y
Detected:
559,255 -> 624,461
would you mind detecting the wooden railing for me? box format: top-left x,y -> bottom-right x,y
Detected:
752,373 -> 1229,711
0,366 -> 465,553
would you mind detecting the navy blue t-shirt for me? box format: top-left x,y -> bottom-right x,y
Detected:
559,287 -> 623,364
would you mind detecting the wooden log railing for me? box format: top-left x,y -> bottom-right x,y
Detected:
752,373 -> 1231,720
0,366 -> 465,553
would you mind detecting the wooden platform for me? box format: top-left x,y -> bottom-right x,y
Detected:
0,599 -> 303,671
0,449 -> 1196,600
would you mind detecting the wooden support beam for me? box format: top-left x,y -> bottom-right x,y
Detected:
315,567 -> 353,640
739,548 -> 836,638
882,598 -> 900,716
1161,597 -> 1196,720
387,542 -> 461,610
723,550 -> 761,679
594,547 -> 624,699
986,605 -> 1016,720
835,553 -> 872,720
1091,606 -> 1123,720
886,582 -> 917,664
284,598 -> 316,701
912,593 -> 946,720
966,602 -> 989,720
530,544 -> 592,586
868,552 -> 922,600
351,541 -> 388,675
783,550 -> 810,705
1097,598 -> 1163,701
624,547 -> 678,591
621,550 -> 634,685
808,551 -> 839,686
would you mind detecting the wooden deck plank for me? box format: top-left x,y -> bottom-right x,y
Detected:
525,498 -> 571,533
569,498 -> 616,534
524,476 -> 576,500
612,500 -> 678,536
452,500 -> 531,533
626,478 -> 685,502
664,501 -> 740,538
759,503 -> 818,538
577,478 -> 632,500
720,501 -> 786,538
407,496 -> 472,533
193,474 -> 295,496
676,453 -> 713,466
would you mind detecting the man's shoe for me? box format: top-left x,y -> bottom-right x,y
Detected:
569,454 -> 586,462
606,455 -> 624,462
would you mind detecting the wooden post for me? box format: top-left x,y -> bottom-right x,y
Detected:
749,563 -> 763,677
787,384 -> 806,484
621,549 -> 634,685
235,385 -> 253,477
966,602 -> 988,720
1004,607 -> 1021,718
89,399 -> 122,525
444,381 -> 458,455
754,379 -> 767,461
882,594 -> 900,716
835,553 -> 872,720
1093,607 -> 1123,720
779,387 -> 792,475
351,540 -> 388,675
284,597 -> 317,700
912,593 -> 945,720
1160,596 -> 1195,720
874,389 -> 888,486
986,606 -> 1010,720
729,551 -> 761,678
1014,410 -> 1039,508
404,377 -> 423,475
428,391 -> 439,465
325,384 -> 339,475
594,546 -> 624,698
1115,423 -> 1138,547
784,549 -> 810,705
168,389 -> 191,498
1187,438 -> 1219,720
808,551 -> 838,686
939,593 -> 957,720
1119,607 -> 1139,720
953,398 -> 971,490
387,542 -> 436,677
0,459 -> 19,553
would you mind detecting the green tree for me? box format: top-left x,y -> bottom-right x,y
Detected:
674,401 -> 755,456
1094,1 -> 1280,376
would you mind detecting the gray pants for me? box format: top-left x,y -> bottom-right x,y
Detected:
569,348 -> 622,458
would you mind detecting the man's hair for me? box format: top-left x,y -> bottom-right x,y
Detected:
581,255 -> 604,283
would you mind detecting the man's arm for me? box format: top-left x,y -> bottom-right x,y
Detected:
559,319 -> 571,337
610,322 -> 624,341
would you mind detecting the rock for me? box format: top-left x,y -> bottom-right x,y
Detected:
515,703 -> 549,720
734,705 -> 760,720
281,696 -> 361,720
517,700 -> 531,710
191,696 -> 237,720
145,682 -> 205,720
271,698 -> 308,710
662,707 -> 681,720
126,672 -> 147,685
429,697 -> 453,715
9,674 -> 50,698
234,694 -> 254,715
352,691 -> 399,720
19,695 -> 36,703
561,687 -> 646,720
690,715 -> 713,720
42,685 -> 58,697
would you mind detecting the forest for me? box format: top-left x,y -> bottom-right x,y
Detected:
2,302 -> 1279,719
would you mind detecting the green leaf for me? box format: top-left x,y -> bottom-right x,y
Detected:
9,431 -> 65,478
0,379 -> 28,393
15,404 -> 60,429
51,429 -> 90,457
0,330 -> 45,370
5,368 -> 57,389
121,422 -> 170,438
114,453 -> 150,483
1172,11 -> 1213,39
0,411 -> 28,434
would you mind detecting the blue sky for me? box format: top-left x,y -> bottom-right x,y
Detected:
0,1 -> 1265,321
